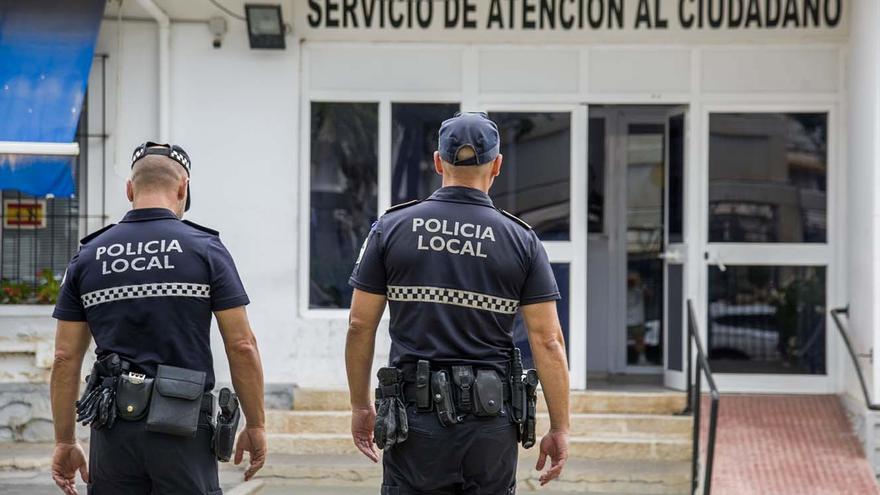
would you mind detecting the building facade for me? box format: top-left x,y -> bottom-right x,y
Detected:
1,0 -> 880,464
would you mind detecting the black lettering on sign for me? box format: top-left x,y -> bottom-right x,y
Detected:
487,0 -> 504,28
609,0 -> 624,28
308,0 -> 322,27
803,0 -> 819,26
362,0 -> 379,26
708,0 -> 723,28
463,0 -> 477,28
680,0 -> 695,28
445,0 -> 459,27
744,0 -> 761,27
389,0 -> 404,27
588,0 -> 604,28
635,0 -> 652,27
326,0 -> 340,27
766,0 -> 780,27
560,0 -> 576,29
416,0 -> 433,28
782,0 -> 799,26
540,0 -> 556,29
728,0 -> 743,27
825,0 -> 841,27
343,0 -> 358,27
655,0 -> 669,28
523,0 -> 537,29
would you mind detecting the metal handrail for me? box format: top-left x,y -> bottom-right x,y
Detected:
683,300 -> 721,495
830,306 -> 880,410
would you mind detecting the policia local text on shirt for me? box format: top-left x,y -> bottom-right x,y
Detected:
346,113 -> 571,494
49,143 -> 266,495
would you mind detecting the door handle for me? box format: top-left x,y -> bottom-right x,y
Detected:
658,251 -> 683,263
704,252 -> 727,272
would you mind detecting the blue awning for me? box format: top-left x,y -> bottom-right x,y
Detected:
0,0 -> 105,198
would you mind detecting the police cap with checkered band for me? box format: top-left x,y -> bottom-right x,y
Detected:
131,141 -> 193,211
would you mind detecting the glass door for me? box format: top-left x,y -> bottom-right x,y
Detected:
481,104 -> 588,389
663,108 -> 687,390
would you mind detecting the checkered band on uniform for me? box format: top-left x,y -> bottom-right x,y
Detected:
386,285 -> 519,315
81,283 -> 211,308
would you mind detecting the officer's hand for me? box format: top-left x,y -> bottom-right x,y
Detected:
536,429 -> 569,485
351,405 -> 379,463
51,441 -> 89,495
234,426 -> 267,481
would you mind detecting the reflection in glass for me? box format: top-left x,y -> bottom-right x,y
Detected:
513,263 -> 569,369
489,112 -> 571,241
588,117 -> 605,233
309,102 -> 378,309
708,265 -> 826,374
626,124 -> 664,366
709,113 -> 827,243
668,114 -> 685,243
391,103 -> 459,204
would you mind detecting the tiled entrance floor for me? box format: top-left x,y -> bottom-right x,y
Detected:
705,394 -> 878,495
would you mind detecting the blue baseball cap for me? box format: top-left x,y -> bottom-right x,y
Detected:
438,112 -> 500,166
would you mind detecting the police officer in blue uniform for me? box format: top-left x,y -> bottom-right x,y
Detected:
345,113 -> 572,494
49,142 -> 267,495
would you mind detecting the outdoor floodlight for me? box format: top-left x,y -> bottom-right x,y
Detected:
245,4 -> 285,49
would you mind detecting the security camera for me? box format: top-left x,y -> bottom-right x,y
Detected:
208,16 -> 227,49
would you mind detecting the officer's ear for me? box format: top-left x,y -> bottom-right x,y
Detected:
178,178 -> 188,202
433,151 -> 444,176
491,154 -> 503,178
126,179 -> 134,202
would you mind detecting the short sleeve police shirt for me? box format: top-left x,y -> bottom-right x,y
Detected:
350,186 -> 560,368
53,208 -> 249,389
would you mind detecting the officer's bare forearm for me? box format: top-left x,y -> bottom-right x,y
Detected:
216,307 -> 265,429
522,302 -> 571,432
346,289 -> 387,409
50,321 -> 91,444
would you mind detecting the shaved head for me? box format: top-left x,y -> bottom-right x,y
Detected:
127,149 -> 189,217
131,155 -> 187,193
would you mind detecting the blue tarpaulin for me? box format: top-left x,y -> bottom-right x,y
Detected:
0,0 -> 104,198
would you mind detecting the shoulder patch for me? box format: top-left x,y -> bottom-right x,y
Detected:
182,220 -> 219,236
385,199 -> 421,214
498,209 -> 531,230
79,224 -> 116,245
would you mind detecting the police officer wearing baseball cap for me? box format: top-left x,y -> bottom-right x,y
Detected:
346,112 -> 571,493
49,142 -> 267,494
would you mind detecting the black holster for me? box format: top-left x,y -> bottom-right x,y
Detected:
521,369 -> 539,449
374,367 -> 408,450
213,388 -> 240,462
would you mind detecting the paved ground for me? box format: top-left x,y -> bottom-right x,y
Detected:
703,394 -> 879,495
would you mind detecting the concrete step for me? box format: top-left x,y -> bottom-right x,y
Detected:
293,389 -> 687,415
266,410 -> 692,439
256,454 -> 691,494
267,433 -> 691,461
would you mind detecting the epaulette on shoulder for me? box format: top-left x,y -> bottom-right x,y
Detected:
182,220 -> 219,236
79,224 -> 115,245
498,209 -> 531,230
384,199 -> 421,214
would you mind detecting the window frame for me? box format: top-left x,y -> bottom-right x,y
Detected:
298,95 -> 463,319
699,102 -> 841,394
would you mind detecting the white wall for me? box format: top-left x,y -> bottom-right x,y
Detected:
846,0 -> 880,402
89,12 -> 319,388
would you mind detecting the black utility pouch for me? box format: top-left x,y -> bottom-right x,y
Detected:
473,369 -> 504,417
116,372 -> 153,421
451,366 -> 474,413
146,365 -> 206,437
